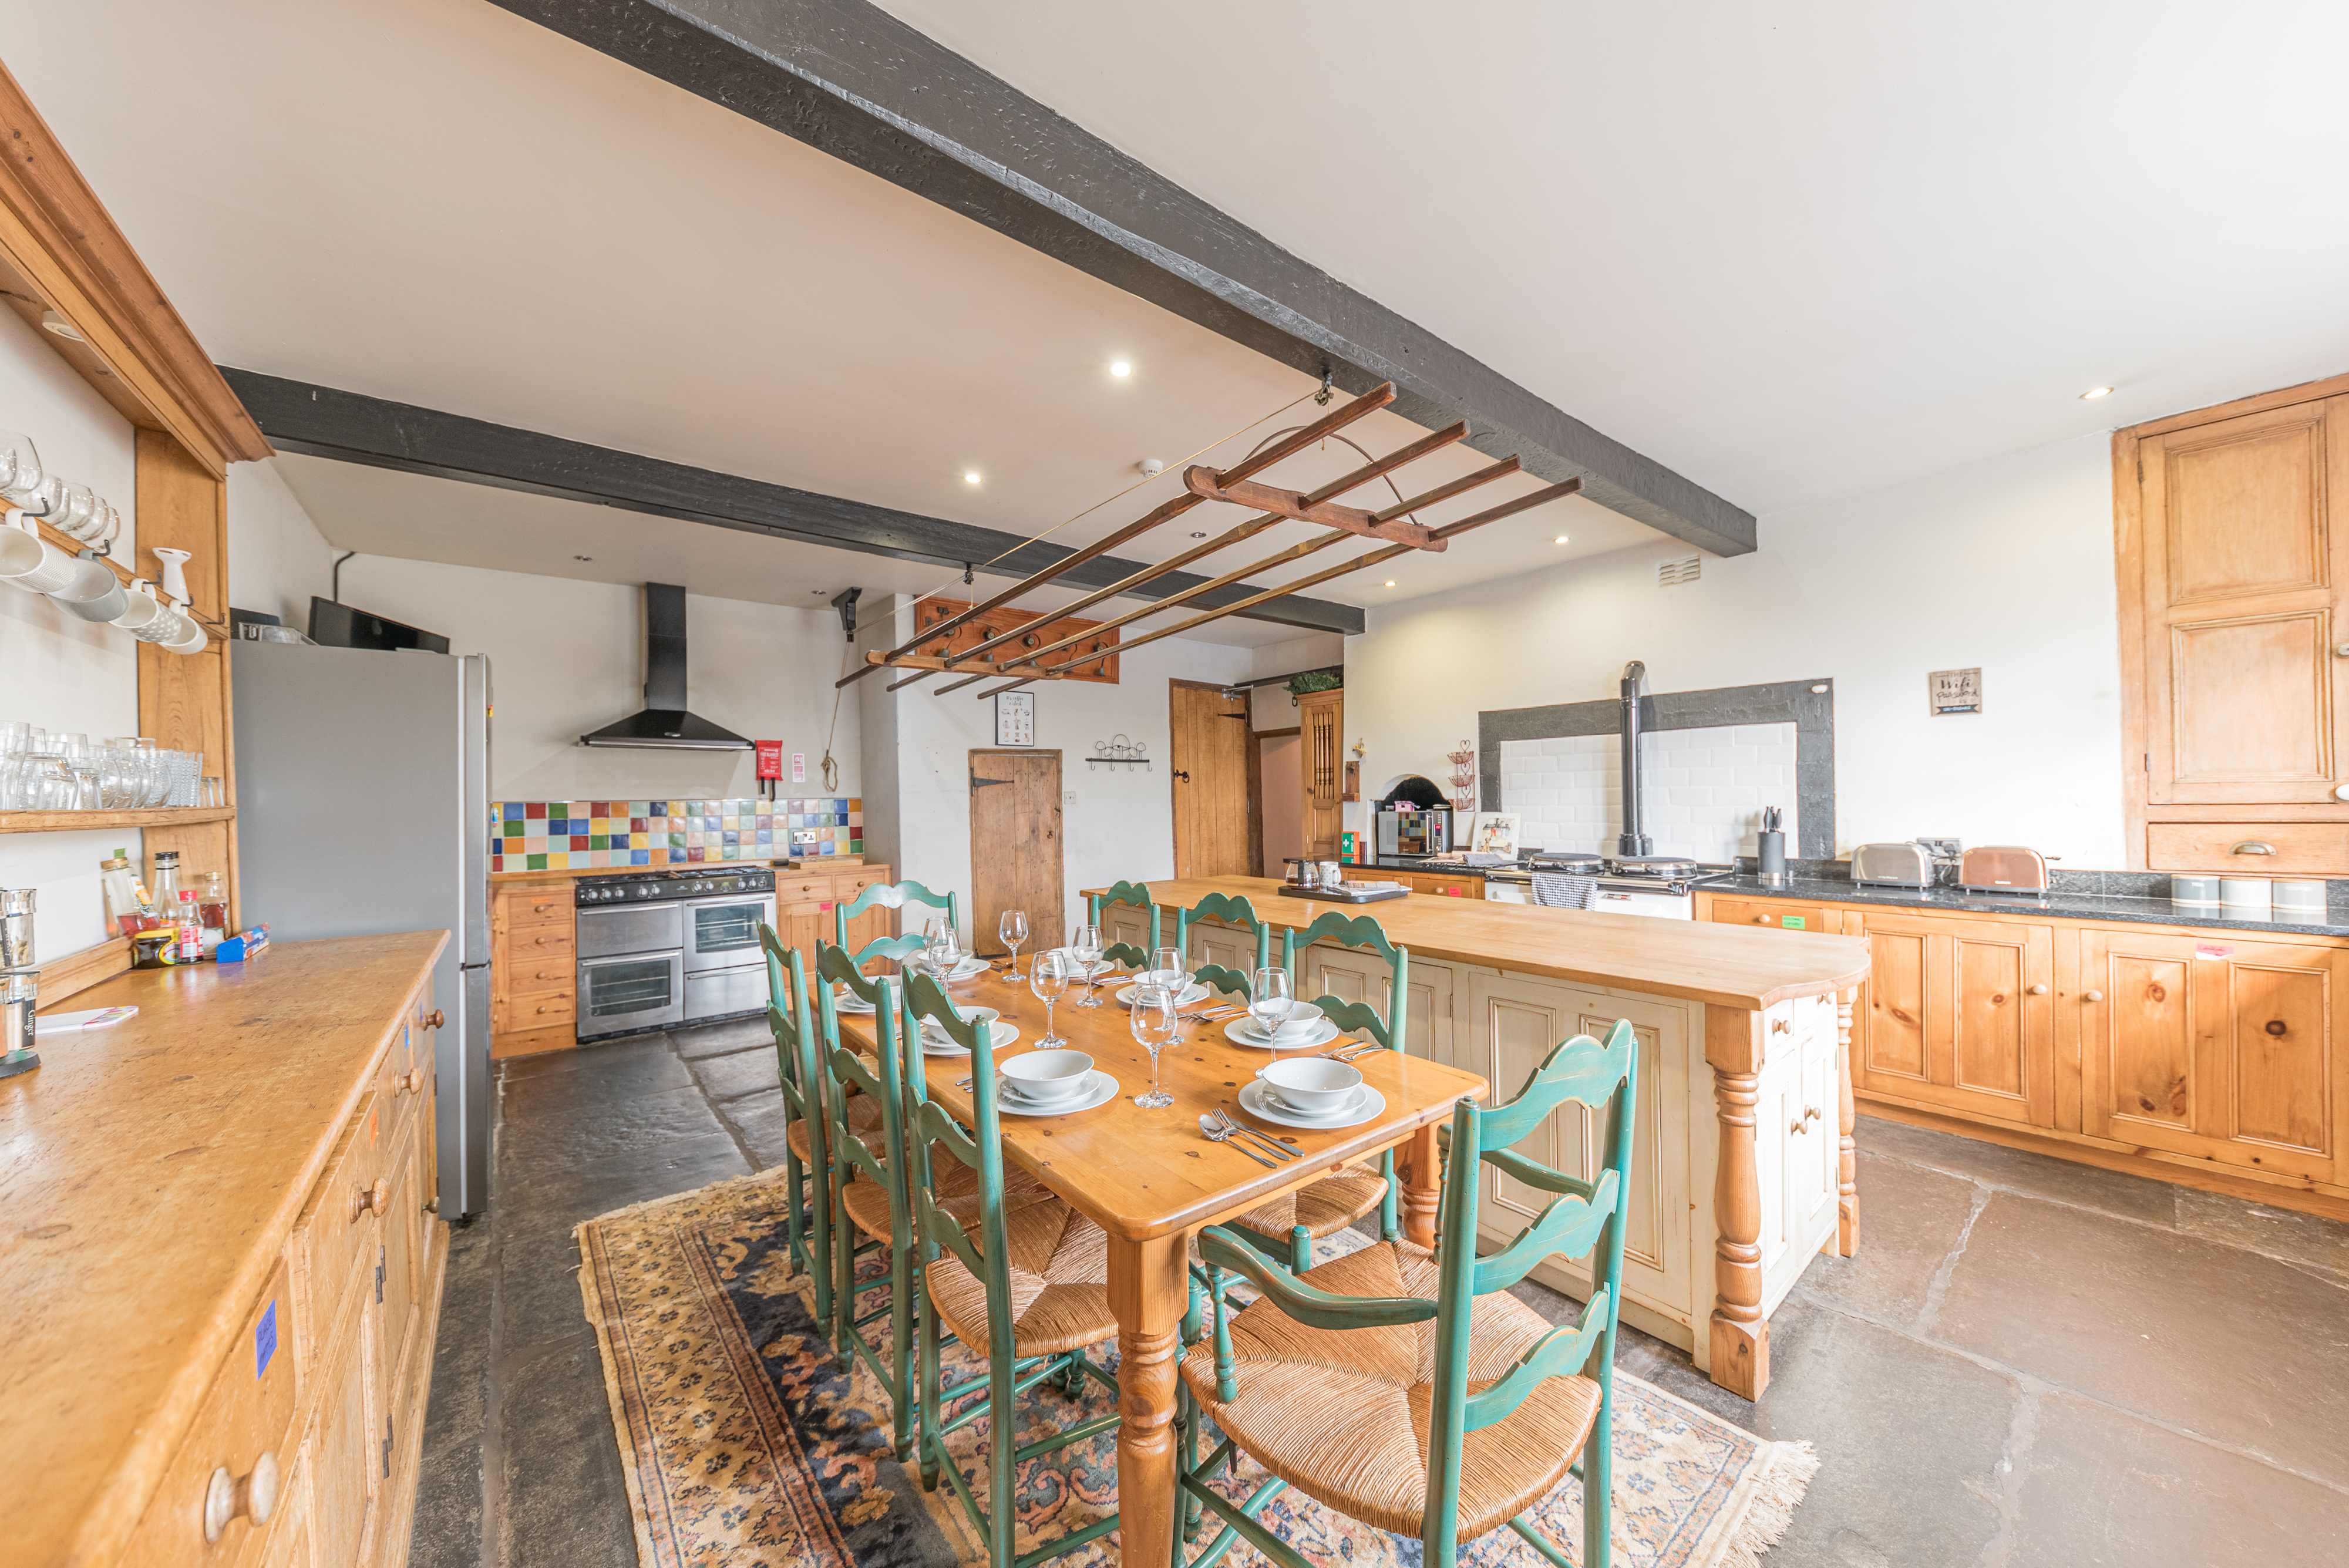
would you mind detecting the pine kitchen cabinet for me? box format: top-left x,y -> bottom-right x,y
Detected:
8,934 -> 450,1568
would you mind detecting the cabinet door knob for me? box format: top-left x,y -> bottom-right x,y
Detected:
203,1452 -> 279,1542
2335,784 -> 2349,802
1771,1015 -> 1791,1033
423,1195 -> 440,1214
2083,990 -> 2105,1002
396,1068 -> 425,1096
350,1177 -> 391,1223
2027,984 -> 2050,995
421,1009 -> 445,1029
2231,841 -> 2276,856
1754,915 -> 1771,924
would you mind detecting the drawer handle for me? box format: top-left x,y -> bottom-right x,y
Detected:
2231,841 -> 2276,856
350,1177 -> 391,1224
1789,1106 -> 1820,1135
424,1196 -> 440,1214
1770,1016 -> 1791,1034
203,1452 -> 279,1542
536,934 -> 563,945
2082,990 -> 2105,1002
396,1068 -> 426,1096
532,901 -> 556,913
421,1009 -> 445,1029
1753,915 -> 1771,924
2027,984 -> 2049,995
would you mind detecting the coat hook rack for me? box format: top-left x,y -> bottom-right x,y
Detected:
1086,734 -> 1151,770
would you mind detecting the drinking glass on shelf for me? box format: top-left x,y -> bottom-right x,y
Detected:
1030,948 -> 1072,1048
0,429 -> 44,506
1249,966 -> 1295,1064
200,776 -> 223,809
998,909 -> 1028,978
1069,923 -> 1105,1007
1128,982 -> 1179,1109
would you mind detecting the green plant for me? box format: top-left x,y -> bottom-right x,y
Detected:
1287,670 -> 1341,696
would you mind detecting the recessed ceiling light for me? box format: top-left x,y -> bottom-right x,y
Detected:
964,472 -> 982,484
1110,361 -> 1131,378
573,554 -> 593,561
1189,531 -> 1206,539
1553,535 -> 1569,544
2079,385 -> 2114,400
1384,579 -> 1397,588
39,309 -> 82,342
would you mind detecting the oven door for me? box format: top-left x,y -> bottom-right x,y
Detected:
685,894 -> 777,974
1591,887 -> 1695,920
577,900 -> 684,960
682,961 -> 770,1024
577,949 -> 685,1037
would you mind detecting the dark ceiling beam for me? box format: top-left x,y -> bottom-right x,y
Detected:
220,368 -> 1365,637
483,0 -> 1758,557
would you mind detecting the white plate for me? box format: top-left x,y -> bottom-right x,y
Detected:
942,955 -> 991,982
1239,1078 -> 1386,1130
1118,980 -> 1210,1008
919,1021 -> 1019,1056
1223,1014 -> 1340,1051
997,1068 -> 1119,1116
831,986 -> 878,1014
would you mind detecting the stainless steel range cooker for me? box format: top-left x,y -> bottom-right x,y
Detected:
573,866 -> 776,1039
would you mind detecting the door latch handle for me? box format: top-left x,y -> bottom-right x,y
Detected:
969,775 -> 1011,795
1172,769 -> 1192,782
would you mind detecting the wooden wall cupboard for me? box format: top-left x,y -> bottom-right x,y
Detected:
1700,891 -> 2349,1219
1297,688 -> 1344,860
2116,372 -> 2349,874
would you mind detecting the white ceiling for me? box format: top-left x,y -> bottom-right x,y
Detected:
4,0 -> 2342,625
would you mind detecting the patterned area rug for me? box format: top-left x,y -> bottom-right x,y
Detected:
576,1170 -> 1815,1568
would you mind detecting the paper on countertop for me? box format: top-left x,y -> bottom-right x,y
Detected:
35,1005 -> 139,1037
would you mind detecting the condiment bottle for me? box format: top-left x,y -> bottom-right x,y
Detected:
196,871 -> 228,954
100,849 -> 145,937
174,889 -> 202,964
150,849 -> 181,919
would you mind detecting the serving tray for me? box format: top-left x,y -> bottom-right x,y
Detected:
1277,882 -> 1409,904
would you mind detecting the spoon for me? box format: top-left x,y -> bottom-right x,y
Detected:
1199,1113 -> 1276,1167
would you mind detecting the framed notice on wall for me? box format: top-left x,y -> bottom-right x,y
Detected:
994,691 -> 1035,746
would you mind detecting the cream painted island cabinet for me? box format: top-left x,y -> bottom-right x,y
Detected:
1097,876 -> 1869,1398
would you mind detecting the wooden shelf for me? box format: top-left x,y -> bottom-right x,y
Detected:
0,805 -> 234,833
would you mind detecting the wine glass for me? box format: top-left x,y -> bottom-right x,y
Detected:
1031,948 -> 1072,1048
998,909 -> 1029,979
1069,923 -> 1105,1007
1151,945 -> 1187,1002
1129,982 -> 1179,1109
927,916 -> 964,978
1249,966 -> 1295,1065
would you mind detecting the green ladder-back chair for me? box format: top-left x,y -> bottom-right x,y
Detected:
762,925 -> 832,1328
813,934 -> 925,1459
902,970 -> 1123,1566
1174,891 -> 1271,1002
836,878 -> 961,957
1214,912 -> 1414,1273
1179,1021 -> 1640,1568
1088,879 -> 1160,974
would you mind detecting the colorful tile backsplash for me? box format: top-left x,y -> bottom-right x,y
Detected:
489,798 -> 863,873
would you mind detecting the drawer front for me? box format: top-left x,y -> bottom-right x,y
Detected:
289,1093 -> 389,1371
503,887 -> 575,930
836,872 -> 887,904
1707,896 -> 1844,933
2146,822 -> 2349,876
120,1259 -> 300,1568
507,924 -> 578,964
503,956 -> 576,995
507,986 -> 577,1027
780,875 -> 834,906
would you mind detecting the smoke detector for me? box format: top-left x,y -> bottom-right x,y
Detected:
1138,458 -> 1165,478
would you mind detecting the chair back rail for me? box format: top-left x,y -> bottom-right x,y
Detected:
1087,879 -> 1162,953
1176,891 -> 1271,1001
836,878 -> 961,950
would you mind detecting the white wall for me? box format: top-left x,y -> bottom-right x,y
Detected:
1247,630 -> 1343,731
0,304 -> 143,960
328,556 -> 860,802
856,595 -> 1251,939
226,457 -> 335,627
1347,433 -> 2128,866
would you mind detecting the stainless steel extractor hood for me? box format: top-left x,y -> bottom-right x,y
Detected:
579,583 -> 751,750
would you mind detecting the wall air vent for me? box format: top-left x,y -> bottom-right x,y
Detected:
1658,555 -> 1702,587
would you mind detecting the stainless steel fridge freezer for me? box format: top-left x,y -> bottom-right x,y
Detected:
231,641 -> 492,1216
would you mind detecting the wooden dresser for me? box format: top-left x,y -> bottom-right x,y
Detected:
6,933 -> 451,1568
488,863 -> 896,1054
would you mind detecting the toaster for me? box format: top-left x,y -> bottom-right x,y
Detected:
1958,845 -> 2051,894
1850,842 -> 1932,888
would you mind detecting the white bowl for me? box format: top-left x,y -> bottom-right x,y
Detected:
1245,1000 -> 1324,1041
1257,1056 -> 1364,1115
922,1005 -> 999,1039
999,1049 -> 1094,1105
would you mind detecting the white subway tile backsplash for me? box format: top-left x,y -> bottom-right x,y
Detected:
1498,720 -> 1799,862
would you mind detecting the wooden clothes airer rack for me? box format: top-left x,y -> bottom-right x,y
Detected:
834,383 -> 1581,697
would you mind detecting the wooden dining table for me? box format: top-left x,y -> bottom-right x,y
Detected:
830,963 -> 1489,1566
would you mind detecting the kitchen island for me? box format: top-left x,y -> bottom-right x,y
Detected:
1089,875 -> 1872,1397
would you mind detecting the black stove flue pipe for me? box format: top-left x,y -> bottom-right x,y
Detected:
1616,661 -> 1653,857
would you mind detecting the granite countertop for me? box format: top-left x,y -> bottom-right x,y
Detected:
1712,873 -> 2349,938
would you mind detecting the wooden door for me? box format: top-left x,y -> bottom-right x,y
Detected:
1298,688 -> 1345,859
2079,928 -> 2344,1182
1850,910 -> 2057,1128
1169,682 -> 1252,879
969,751 -> 1063,955
1293,944 -> 1456,1065
2135,395 -> 2349,807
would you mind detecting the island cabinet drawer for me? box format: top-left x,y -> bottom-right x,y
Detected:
119,1258 -> 299,1568
2146,822 -> 2349,876
1707,896 -> 1849,934
288,1092 -> 391,1375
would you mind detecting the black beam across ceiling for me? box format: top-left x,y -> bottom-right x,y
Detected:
220,368 -> 1365,637
484,0 -> 1758,558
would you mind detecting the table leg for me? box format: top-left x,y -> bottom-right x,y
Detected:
1398,1123 -> 1441,1247
1704,1005 -> 1768,1400
1108,1230 -> 1186,1566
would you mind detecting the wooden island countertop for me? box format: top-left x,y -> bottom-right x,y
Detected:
1098,875 -> 1869,1008
5,931 -> 447,1568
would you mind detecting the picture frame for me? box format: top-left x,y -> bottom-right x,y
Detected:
1468,811 -> 1520,856
994,689 -> 1035,746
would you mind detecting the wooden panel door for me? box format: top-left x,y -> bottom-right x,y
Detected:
307,1297 -> 375,1568
969,752 -> 1063,955
2136,396 -> 2349,806
1294,944 -> 1455,1065
1169,682 -> 1251,879
1850,911 -> 2056,1127
1298,688 -> 1344,860
2080,929 -> 2344,1182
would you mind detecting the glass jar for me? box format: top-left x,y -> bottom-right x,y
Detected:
197,872 -> 228,954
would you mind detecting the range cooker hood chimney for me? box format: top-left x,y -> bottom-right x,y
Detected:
1616,659 -> 1652,857
579,583 -> 751,750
